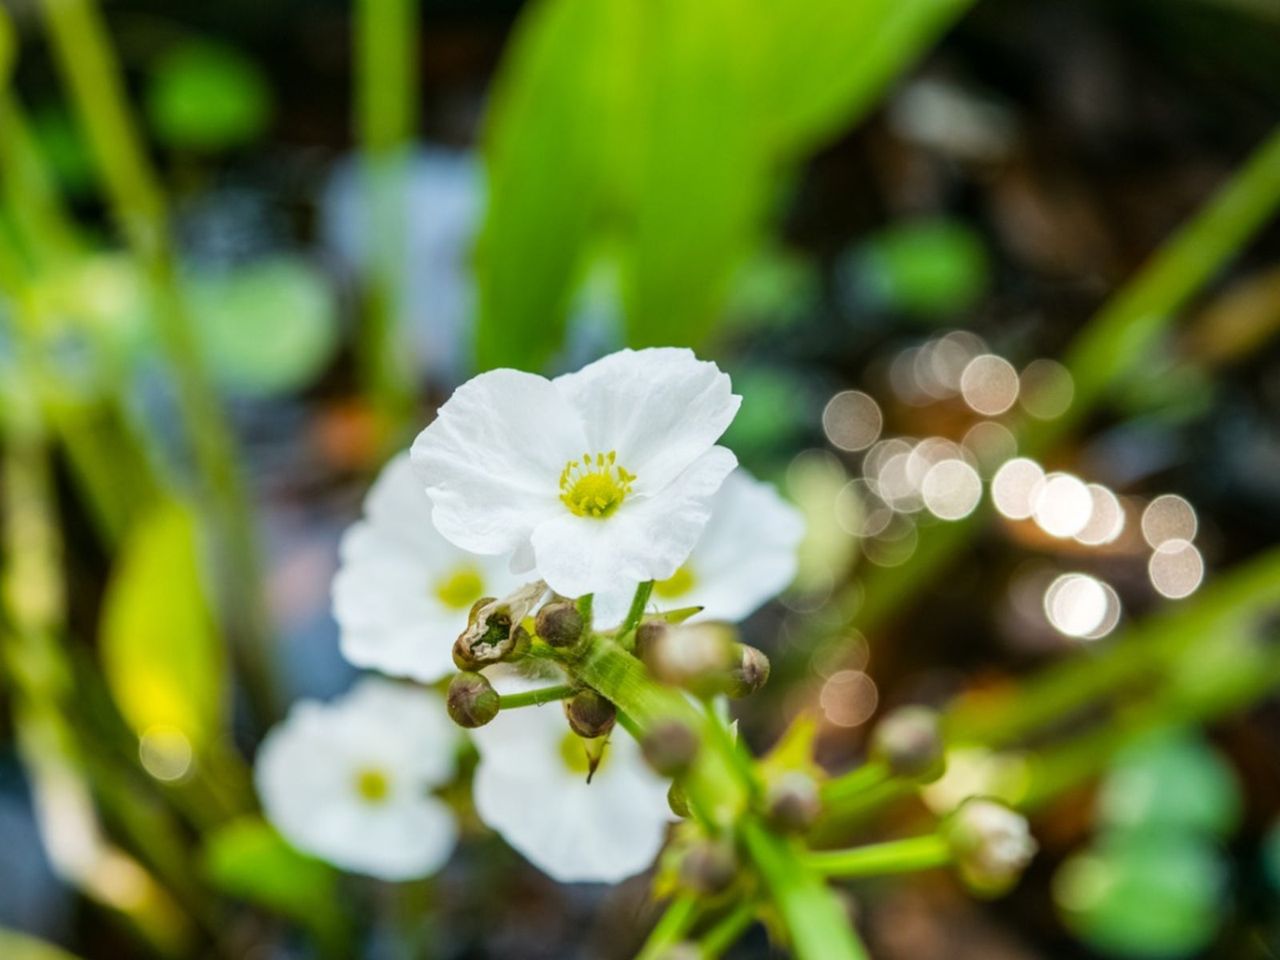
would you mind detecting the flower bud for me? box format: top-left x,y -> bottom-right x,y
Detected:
646,622 -> 738,697
453,583 -> 545,669
678,838 -> 738,895
535,600 -> 584,648
765,772 -> 822,833
564,689 -> 616,739
667,781 -> 690,819
871,705 -> 944,780
946,798 -> 1037,896
633,619 -> 668,663
446,671 -> 500,728
725,644 -> 770,699
641,720 -> 699,777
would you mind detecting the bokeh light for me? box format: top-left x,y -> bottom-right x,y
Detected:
1148,539 -> 1205,599
822,390 -> 883,452
1074,484 -> 1126,546
1044,573 -> 1121,639
991,457 -> 1045,520
1033,472 -> 1093,538
1141,495 -> 1199,548
819,670 -> 879,727
1019,358 -> 1074,420
921,458 -> 983,520
960,354 -> 1020,415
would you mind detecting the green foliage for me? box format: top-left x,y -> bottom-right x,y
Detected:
203,818 -> 346,945
100,500 -> 225,749
188,255 -> 339,396
0,6 -> 14,89
0,929 -> 83,960
855,218 -> 989,318
145,42 -> 272,151
477,0 -> 974,370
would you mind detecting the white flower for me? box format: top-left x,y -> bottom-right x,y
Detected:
255,677 -> 460,881
333,452 -> 521,682
595,468 -> 805,625
470,675 -> 672,884
411,348 -> 741,599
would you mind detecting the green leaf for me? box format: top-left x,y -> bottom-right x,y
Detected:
475,0 -> 637,371
100,500 -> 225,750
146,42 -> 272,151
187,255 -> 339,396
854,218 -> 989,318
0,929 -> 83,960
0,6 -> 15,90
203,817 -> 345,942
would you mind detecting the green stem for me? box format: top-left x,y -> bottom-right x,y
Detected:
498,684 -> 577,709
699,900 -> 757,958
620,580 -> 655,638
821,758 -> 890,807
635,895 -> 701,960
39,0 -> 279,722
805,834 -> 950,879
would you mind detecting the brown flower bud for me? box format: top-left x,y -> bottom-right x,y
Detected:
563,689 -> 616,739
946,798 -> 1037,896
667,781 -> 690,819
634,619 -> 668,664
871,705 -> 944,780
446,672 -> 499,728
535,599 -> 585,648
765,772 -> 822,833
678,838 -> 738,895
453,582 -> 545,669
641,720 -> 699,777
725,644 -> 770,699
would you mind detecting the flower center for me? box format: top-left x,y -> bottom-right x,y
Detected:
558,731 -> 610,777
354,766 -> 391,804
559,451 -> 635,519
654,564 -> 697,599
433,565 -> 485,610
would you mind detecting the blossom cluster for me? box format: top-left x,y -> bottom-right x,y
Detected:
255,348 -> 805,883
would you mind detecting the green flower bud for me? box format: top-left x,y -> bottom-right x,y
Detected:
641,720 -> 699,777
564,689 -> 616,739
446,671 -> 499,728
725,644 -> 770,699
871,705 -> 944,780
535,599 -> 584,648
946,798 -> 1037,896
678,838 -> 738,895
647,622 -> 738,698
667,781 -> 691,819
765,772 -> 822,833
634,619 -> 668,663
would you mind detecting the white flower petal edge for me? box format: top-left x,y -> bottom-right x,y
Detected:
594,467 -> 806,625
255,677 -> 460,881
333,453 -> 520,683
470,676 -> 672,884
411,348 -> 741,598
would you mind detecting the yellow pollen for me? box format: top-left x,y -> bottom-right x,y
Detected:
433,565 -> 485,610
354,767 -> 391,804
654,565 -> 697,599
559,451 -> 635,519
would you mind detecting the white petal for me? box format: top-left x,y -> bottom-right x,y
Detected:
411,369 -> 586,556
552,348 -> 740,493
530,446 -> 737,598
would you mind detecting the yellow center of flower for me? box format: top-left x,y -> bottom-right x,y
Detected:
559,451 -> 635,519
654,564 -> 697,599
558,731 -> 610,776
433,565 -> 485,610
354,767 -> 391,804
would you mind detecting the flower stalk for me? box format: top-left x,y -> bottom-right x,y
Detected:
805,833 -> 951,879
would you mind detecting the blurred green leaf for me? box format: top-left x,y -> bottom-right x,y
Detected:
100,500 -> 224,749
146,42 -> 272,151
188,255 -> 339,396
854,218 -> 989,318
1096,732 -> 1242,840
0,929 -> 83,960
203,818 -> 346,944
30,106 -> 97,197
1055,835 -> 1225,959
0,6 -> 14,89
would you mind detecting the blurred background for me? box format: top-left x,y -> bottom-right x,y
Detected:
2,0 -> 1280,956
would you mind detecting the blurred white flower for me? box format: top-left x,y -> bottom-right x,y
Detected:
255,677 -> 460,880
470,676 -> 672,884
594,468 -> 804,625
412,348 -> 740,599
333,453 -> 521,682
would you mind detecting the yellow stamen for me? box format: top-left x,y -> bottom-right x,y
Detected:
354,767 -> 391,804
433,565 -> 485,610
654,565 -> 697,599
559,450 -> 634,519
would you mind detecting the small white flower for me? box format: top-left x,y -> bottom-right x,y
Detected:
411,348 -> 741,599
595,468 -> 805,625
333,452 -> 521,682
255,677 -> 460,881
470,676 -> 672,884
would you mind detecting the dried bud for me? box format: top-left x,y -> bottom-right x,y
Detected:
667,781 -> 690,819
946,798 -> 1037,896
678,838 -> 738,895
535,600 -> 584,648
564,689 -> 616,739
641,720 -> 699,777
446,672 -> 500,728
725,644 -> 771,698
871,705 -> 944,780
647,622 -> 738,697
453,582 -> 546,669
765,772 -> 822,833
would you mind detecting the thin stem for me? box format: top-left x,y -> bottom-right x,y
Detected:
806,834 -> 950,879
498,684 -> 577,709
39,0 -> 279,722
700,900 -> 757,958
821,759 -> 890,807
620,580 -> 655,639
635,895 -> 701,960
